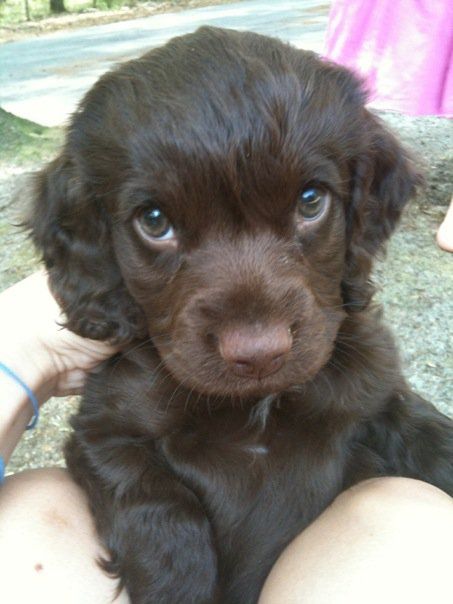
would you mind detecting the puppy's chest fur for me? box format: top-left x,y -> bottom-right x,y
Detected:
157,405 -> 352,598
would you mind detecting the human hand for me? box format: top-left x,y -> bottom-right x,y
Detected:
0,271 -> 119,401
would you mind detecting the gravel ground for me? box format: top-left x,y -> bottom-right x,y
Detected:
1,111 -> 452,475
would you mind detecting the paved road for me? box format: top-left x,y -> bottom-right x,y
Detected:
0,0 -> 329,126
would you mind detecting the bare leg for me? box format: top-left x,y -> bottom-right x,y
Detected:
0,468 -> 129,604
259,477 -> 453,604
437,196 -> 453,252
1,472 -> 452,603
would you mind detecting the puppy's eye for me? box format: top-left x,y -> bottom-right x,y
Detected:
136,207 -> 176,242
298,187 -> 330,221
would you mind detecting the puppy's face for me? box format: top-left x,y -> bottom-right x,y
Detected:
30,28 -> 420,399
114,164 -> 347,398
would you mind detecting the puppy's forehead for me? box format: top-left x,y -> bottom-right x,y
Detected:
122,28 -> 363,158
73,27 -> 365,222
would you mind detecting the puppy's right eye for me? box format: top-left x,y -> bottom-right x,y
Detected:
134,207 -> 177,247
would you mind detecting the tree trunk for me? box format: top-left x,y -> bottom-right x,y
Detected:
50,0 -> 66,13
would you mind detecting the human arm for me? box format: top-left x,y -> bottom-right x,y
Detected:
0,271 -> 118,466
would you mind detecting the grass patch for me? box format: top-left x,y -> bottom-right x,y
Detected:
0,110 -> 54,289
0,108 -> 62,166
0,217 -> 40,288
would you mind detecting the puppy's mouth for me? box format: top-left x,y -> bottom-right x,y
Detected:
163,349 -> 330,399
154,322 -> 338,399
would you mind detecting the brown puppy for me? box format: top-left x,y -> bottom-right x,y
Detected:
28,27 -> 453,604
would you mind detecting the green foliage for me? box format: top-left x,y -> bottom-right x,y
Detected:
0,110 -> 62,288
0,108 -> 62,165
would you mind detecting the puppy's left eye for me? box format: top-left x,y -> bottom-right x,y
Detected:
298,187 -> 330,221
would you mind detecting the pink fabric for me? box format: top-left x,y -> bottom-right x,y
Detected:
324,0 -> 453,116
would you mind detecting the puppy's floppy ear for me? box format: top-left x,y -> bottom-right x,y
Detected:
342,112 -> 423,311
27,153 -> 145,343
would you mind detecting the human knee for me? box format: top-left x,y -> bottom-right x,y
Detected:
1,467 -> 83,505
334,477 -> 453,532
0,468 -> 90,535
260,479 -> 452,604
347,476 -> 452,505
0,469 -> 129,604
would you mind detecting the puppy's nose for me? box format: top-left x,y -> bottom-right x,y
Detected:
218,324 -> 293,379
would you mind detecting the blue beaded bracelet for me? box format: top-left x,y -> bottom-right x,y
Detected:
0,361 -> 40,430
